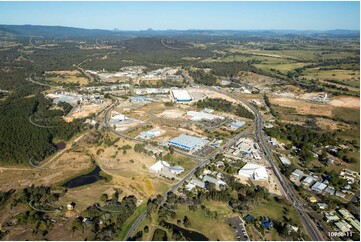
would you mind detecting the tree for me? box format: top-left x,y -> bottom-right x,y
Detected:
183,216 -> 191,227
169,147 -> 174,155
100,194 -> 108,202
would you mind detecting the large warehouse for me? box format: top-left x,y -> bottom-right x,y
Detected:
187,111 -> 224,121
238,163 -> 268,180
171,89 -> 192,103
168,134 -> 208,152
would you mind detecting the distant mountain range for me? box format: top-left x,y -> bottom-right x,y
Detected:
0,24 -> 359,38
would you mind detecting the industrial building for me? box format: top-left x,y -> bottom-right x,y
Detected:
238,163 -> 268,181
203,108 -> 214,113
46,92 -> 83,105
148,160 -> 171,173
148,160 -> 184,176
170,166 -> 185,175
233,137 -> 260,160
129,96 -> 152,103
139,129 -> 161,139
279,156 -> 291,166
187,111 -> 223,121
134,88 -> 169,95
290,169 -> 304,181
168,134 -> 208,152
230,120 -> 245,130
171,89 -> 192,103
109,111 -> 127,124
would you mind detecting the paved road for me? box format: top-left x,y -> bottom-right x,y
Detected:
101,96 -> 247,240
28,73 -> 61,88
210,87 -> 325,241
107,87 -> 325,241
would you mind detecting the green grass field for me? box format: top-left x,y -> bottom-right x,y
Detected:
302,68 -> 360,84
248,199 -> 302,227
165,204 -> 236,241
332,107 -> 360,124
255,62 -> 310,73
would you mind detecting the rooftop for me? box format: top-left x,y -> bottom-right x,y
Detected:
168,134 -> 208,151
171,89 -> 192,102
311,182 -> 327,192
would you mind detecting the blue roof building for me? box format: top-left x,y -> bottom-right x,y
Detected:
262,217 -> 272,228
244,214 -> 254,222
168,134 -> 208,152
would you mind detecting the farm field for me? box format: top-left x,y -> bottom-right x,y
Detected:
255,62 -> 310,73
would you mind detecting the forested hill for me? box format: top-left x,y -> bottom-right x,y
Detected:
0,86 -> 81,164
0,24 -> 359,39
0,25 -> 120,38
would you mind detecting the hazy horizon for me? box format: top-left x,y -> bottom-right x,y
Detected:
0,1 -> 359,31
1,23 -> 360,32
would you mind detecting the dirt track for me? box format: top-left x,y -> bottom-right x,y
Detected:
330,96 -> 360,110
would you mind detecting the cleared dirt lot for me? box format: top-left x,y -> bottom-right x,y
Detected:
90,139 -> 174,198
330,96 -> 360,110
270,97 -> 333,117
157,109 -> 186,119
66,100 -> 111,121
45,70 -> 89,85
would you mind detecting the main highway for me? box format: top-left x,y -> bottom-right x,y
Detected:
104,88 -> 325,241
210,87 -> 326,241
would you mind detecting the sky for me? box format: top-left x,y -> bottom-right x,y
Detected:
0,1 -> 359,31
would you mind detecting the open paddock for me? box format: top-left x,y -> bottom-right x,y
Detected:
270,97 -> 333,117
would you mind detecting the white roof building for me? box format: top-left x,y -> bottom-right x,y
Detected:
291,169 -> 304,181
238,163 -> 268,181
171,90 -> 192,103
230,120 -> 246,130
139,129 -> 162,139
148,160 -> 171,173
148,160 -> 185,177
185,183 -> 196,191
189,178 -> 205,188
279,156 -> 291,166
301,176 -> 316,187
311,182 -> 328,193
170,166 -> 185,175
187,111 -> 223,121
203,175 -> 227,187
110,114 -> 127,124
203,108 -> 214,113
317,203 -> 328,210
324,186 -> 335,195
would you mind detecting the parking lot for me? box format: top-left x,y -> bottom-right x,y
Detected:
226,216 -> 249,241
193,145 -> 215,157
